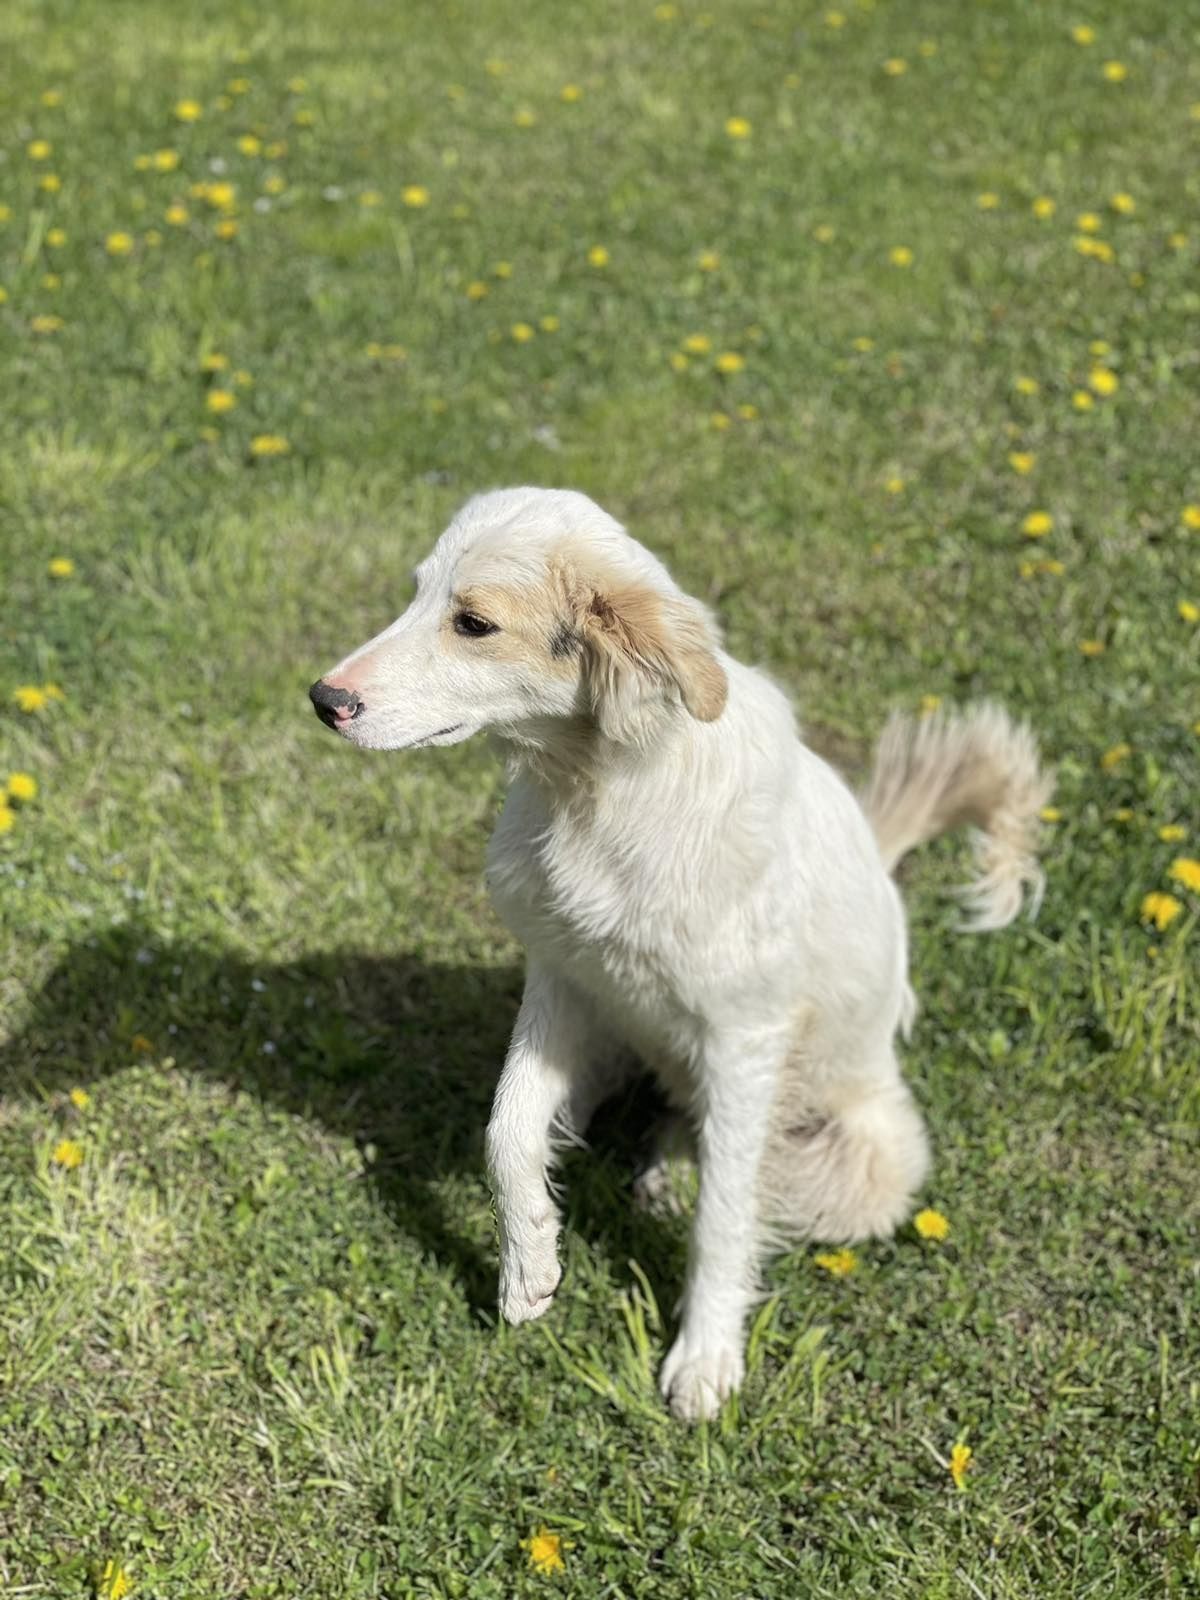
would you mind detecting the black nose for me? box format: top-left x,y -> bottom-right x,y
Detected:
309,678 -> 363,729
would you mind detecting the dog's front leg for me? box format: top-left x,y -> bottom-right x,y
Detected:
486,963 -> 595,1326
659,1025 -> 780,1422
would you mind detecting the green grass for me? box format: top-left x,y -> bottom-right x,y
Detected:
2,0 -> 1198,1593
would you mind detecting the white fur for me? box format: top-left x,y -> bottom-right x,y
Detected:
315,487 -> 1051,1422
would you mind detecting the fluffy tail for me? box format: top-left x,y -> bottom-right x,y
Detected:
860,702 -> 1053,930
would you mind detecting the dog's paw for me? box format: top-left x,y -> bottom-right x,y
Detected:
498,1227 -> 562,1326
659,1334 -> 744,1423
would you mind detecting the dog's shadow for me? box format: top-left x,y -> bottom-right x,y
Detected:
1,924 -> 685,1319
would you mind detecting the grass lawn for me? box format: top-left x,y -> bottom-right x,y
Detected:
2,0 -> 1199,1592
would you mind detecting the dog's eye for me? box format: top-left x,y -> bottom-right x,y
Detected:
454,611 -> 499,638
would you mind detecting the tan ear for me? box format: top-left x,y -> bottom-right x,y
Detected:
575,576 -> 727,741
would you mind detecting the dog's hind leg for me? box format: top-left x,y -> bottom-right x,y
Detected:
759,1032 -> 930,1244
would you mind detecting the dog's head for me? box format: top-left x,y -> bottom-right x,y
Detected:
310,488 -> 727,752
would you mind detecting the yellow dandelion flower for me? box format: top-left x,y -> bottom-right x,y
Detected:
69,1087 -> 90,1110
1089,339 -> 1111,356
1076,212 -> 1102,233
1032,196 -> 1056,219
852,336 -> 875,352
977,192 -> 1000,210
493,260 -> 513,279
200,352 -> 229,373
1159,824 -> 1187,842
6,771 -> 37,802
287,76 -> 308,93
539,315 -> 560,333
165,203 -> 189,225
587,244 -> 610,267
249,434 -> 290,457
28,139 -> 52,161
175,98 -> 203,121
0,802 -> 14,834
813,222 -> 836,242
1183,505 -> 1200,530
1008,451 -> 1036,474
560,84 -> 583,102
1178,600 -> 1199,623
39,174 -> 62,193
401,184 -> 429,207
511,322 -> 535,342
884,476 -> 905,494
710,411 -> 731,431
1167,858 -> 1200,892
206,390 -> 236,413
205,181 -> 237,211
521,1529 -> 566,1575
106,232 -> 134,256
1089,366 -> 1119,396
293,108 -> 316,127
919,694 -> 942,715
1100,743 -> 1131,771
214,219 -> 238,240
238,134 -> 262,156
815,1247 -> 858,1276
669,351 -> 689,372
697,249 -> 720,271
153,149 -> 180,172
52,1138 -> 84,1169
914,1207 -> 949,1240
44,682 -> 65,700
513,108 -> 537,128
1112,807 -> 1135,823
263,174 -> 286,195
1168,231 -> 1188,250
465,280 -> 488,300
1071,24 -> 1095,45
41,88 -> 63,106
725,116 -> 752,139
1014,375 -> 1039,396
14,685 -> 49,712
1141,891 -> 1182,931
889,245 -> 913,267
1102,60 -> 1127,82
825,9 -> 846,25
30,313 -> 64,334
1021,510 -> 1053,538
949,1442 -> 972,1490
683,334 -> 712,354
882,58 -> 908,76
229,76 -> 251,94
1078,638 -> 1105,657
1073,389 -> 1095,410
1110,191 -> 1135,215
715,351 -> 745,374
738,403 -> 759,420
100,1559 -> 131,1600
47,556 -> 75,578
41,272 -> 61,290
44,227 -> 68,250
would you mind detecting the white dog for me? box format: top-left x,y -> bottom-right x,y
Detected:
311,487 -> 1051,1421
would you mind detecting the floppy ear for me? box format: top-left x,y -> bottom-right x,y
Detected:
573,574 -> 728,743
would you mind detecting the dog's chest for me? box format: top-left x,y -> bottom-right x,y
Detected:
486,787 -> 692,1025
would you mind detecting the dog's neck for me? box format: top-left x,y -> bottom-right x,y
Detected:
494,708 -> 691,810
